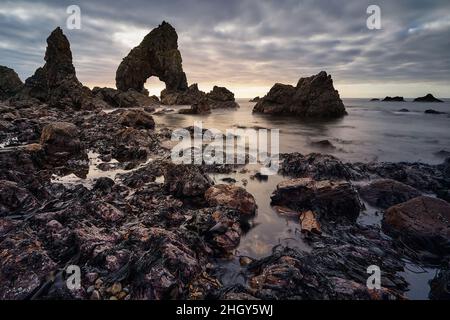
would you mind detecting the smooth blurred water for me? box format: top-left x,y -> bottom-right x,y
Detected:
154,98 -> 450,164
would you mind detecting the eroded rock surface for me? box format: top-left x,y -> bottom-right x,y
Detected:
271,178 -> 362,224
205,184 -> 257,216
116,21 -> 188,94
40,122 -> 88,167
358,179 -> 421,209
0,66 -> 23,100
163,163 -> 213,198
93,87 -> 159,108
383,196 -> 450,260
161,83 -> 205,105
280,153 -> 352,181
17,27 -> 103,110
206,86 -> 240,109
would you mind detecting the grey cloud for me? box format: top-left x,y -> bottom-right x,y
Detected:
0,0 -> 449,96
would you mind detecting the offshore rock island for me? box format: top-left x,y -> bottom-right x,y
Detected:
0,21 -> 449,301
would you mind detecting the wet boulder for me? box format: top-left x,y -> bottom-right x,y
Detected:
118,109 -> 155,130
271,178 -> 362,223
383,196 -> 450,258
205,184 -> 257,216
358,179 -> 421,209
163,163 -> 213,197
40,122 -> 87,164
128,227 -> 202,299
253,71 -> 346,118
247,245 -> 404,300
349,161 -> 447,193
280,153 -> 352,181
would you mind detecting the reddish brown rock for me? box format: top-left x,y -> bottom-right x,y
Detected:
359,179 -> 421,209
40,122 -> 86,164
383,196 -> 450,256
205,184 -> 257,216
271,178 -> 362,223
118,109 -> 155,129
299,210 -> 321,234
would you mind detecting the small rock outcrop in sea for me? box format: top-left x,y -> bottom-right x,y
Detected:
93,87 -> 159,108
310,139 -> 336,149
425,109 -> 447,115
161,83 -> 240,108
0,66 -> 23,100
414,94 -> 443,103
206,86 -> 240,109
370,98 -> 380,101
358,179 -> 421,209
179,100 -> 211,114
116,21 -> 188,94
383,196 -> 450,260
17,27 -> 103,109
382,96 -> 405,102
398,108 -> 410,112
161,83 -> 206,105
253,71 -> 347,118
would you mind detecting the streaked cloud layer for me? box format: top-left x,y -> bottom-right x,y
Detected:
1,0 -> 449,97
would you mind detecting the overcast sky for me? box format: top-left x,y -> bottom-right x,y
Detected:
1,0 -> 449,98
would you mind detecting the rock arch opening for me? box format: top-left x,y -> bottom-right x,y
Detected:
115,21 -> 188,94
144,77 -> 166,98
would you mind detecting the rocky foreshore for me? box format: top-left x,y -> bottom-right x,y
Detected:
1,23 -> 450,301
1,92 -> 450,299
